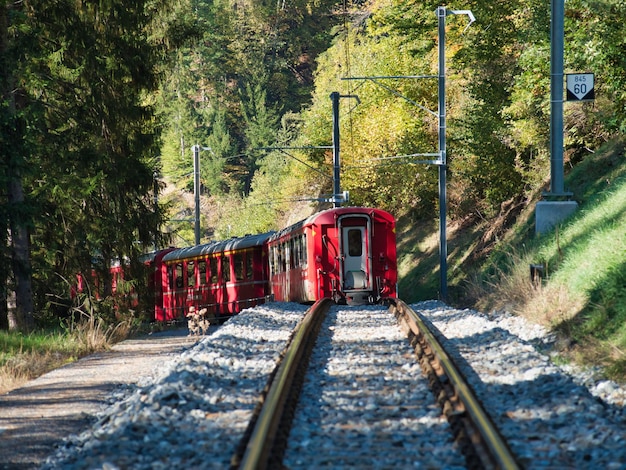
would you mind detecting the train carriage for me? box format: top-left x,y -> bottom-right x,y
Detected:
140,248 -> 177,321
160,232 -> 274,321
267,207 -> 397,305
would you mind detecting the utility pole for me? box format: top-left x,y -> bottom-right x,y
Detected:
192,145 -> 203,246
436,7 -> 474,301
331,92 -> 341,208
549,0 -> 565,196
535,0 -> 578,234
436,6 -> 448,302
330,92 -> 359,207
341,7 -> 473,301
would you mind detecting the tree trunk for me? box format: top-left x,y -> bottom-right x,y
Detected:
6,287 -> 18,330
8,178 -> 35,332
0,280 -> 9,330
2,2 -> 34,332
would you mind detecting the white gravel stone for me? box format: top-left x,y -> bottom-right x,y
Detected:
414,300 -> 626,469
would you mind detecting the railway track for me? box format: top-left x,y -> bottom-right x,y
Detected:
232,300 -> 520,469
42,301 -> 626,469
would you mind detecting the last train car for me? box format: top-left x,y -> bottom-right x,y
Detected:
267,207 -> 397,305
160,232 -> 274,321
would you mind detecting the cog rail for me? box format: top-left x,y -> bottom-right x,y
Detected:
389,299 -> 521,470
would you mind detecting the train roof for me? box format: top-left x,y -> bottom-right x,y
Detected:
268,207 -> 395,242
162,231 -> 275,262
138,247 -> 177,264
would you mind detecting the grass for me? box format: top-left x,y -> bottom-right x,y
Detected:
0,330 -> 80,394
467,139 -> 626,381
396,215 -> 441,301
396,137 -> 626,381
0,297 -> 136,395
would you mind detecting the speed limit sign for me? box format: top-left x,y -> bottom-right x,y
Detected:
566,73 -> 595,101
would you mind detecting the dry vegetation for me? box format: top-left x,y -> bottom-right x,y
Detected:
0,300 -> 135,395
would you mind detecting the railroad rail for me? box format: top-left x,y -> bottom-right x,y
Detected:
38,301 -> 626,469
390,299 -> 521,469
231,298 -> 332,470
230,299 -> 520,469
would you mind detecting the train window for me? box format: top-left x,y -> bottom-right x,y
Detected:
210,257 -> 218,284
168,265 -> 175,289
281,243 -> 287,272
112,271 -> 121,291
234,253 -> 244,280
297,235 -> 303,266
348,229 -> 363,257
302,235 -> 307,267
222,256 -> 231,282
198,260 -> 207,285
187,261 -> 195,287
270,247 -> 277,275
176,263 -> 183,288
246,253 -> 253,279
276,247 -> 281,273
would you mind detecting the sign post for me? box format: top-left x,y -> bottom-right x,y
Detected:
566,73 -> 595,101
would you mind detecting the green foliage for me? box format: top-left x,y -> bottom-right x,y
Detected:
464,139 -> 626,378
0,0 -> 177,326
156,0 -> 341,202
3,0 -> 626,337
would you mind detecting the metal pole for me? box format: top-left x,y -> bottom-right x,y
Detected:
437,6 -> 448,301
153,171 -> 159,250
549,0 -> 565,196
193,145 -> 201,245
331,91 -> 341,208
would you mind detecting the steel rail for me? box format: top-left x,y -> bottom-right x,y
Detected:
390,299 -> 521,470
235,298 -> 332,470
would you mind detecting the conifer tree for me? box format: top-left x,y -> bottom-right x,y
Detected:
0,0 -> 177,329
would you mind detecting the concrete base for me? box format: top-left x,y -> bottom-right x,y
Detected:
535,200 -> 578,235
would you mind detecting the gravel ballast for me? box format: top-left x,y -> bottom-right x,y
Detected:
31,301 -> 626,469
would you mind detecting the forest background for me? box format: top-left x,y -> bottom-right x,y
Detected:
1,0 -> 625,376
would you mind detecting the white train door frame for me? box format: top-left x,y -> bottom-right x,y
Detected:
338,215 -> 373,295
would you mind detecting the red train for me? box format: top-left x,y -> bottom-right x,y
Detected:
267,207 -> 397,305
141,207 -> 397,322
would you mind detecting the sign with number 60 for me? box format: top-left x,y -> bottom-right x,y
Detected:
566,73 -> 595,101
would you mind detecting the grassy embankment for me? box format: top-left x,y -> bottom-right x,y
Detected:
0,308 -> 135,395
398,138 -> 626,381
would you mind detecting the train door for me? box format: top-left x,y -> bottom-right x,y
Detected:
341,226 -> 371,291
220,255 -> 231,315
186,260 -> 196,312
209,256 -> 219,316
169,262 -> 186,320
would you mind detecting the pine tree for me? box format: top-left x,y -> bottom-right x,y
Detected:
0,0 -> 176,329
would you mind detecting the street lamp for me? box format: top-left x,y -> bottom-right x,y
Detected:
436,7 -> 474,301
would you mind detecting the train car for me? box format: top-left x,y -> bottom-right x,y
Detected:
140,247 -> 177,321
160,232 -> 274,321
267,207 -> 397,305
74,248 -> 177,318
